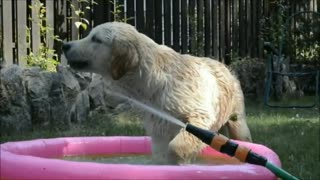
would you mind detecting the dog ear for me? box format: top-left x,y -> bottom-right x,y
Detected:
111,38 -> 139,80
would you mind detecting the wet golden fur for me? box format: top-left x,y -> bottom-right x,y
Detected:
63,22 -> 252,164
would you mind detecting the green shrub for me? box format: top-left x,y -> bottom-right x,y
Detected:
24,0 -> 61,72
260,0 -> 320,66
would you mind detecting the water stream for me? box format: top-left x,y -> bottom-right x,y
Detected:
106,90 -> 186,128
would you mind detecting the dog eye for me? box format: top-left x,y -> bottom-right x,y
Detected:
91,35 -> 102,44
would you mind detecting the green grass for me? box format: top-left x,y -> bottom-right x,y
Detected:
1,101 -> 319,179
246,100 -> 319,180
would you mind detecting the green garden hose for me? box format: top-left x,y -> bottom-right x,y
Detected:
185,123 -> 300,180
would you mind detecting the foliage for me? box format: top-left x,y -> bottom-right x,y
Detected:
67,0 -> 97,39
260,0 -> 320,65
111,0 -> 134,23
24,0 -> 61,72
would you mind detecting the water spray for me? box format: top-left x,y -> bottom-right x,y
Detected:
185,123 -> 299,180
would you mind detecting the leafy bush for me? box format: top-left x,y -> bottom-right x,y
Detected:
260,0 -> 320,66
24,0 -> 61,72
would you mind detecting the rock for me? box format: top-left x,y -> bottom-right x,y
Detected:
70,90 -> 90,123
0,64 -> 130,135
24,68 -> 52,125
57,64 -> 81,107
88,74 -> 126,110
74,72 -> 92,90
48,73 -> 70,129
88,75 -> 107,109
0,65 -> 32,134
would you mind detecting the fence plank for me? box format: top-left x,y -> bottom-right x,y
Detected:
154,0 -> 162,44
53,0 -> 67,62
212,0 -> 218,58
247,0 -> 252,56
197,0 -> 204,56
3,0 -> 13,64
3,0 -> 320,66
0,0 -> 3,62
164,0 -> 171,46
12,0 -> 18,64
172,0 -> 180,52
252,0 -> 258,57
93,0 -> 105,26
46,0 -> 54,51
239,0 -> 246,57
136,0 -> 144,32
29,0 -> 41,54
126,0 -> 135,25
81,0 -> 92,37
219,0 -> 225,61
225,0 -> 231,64
17,0 -> 27,66
204,0 -> 211,56
145,0 -> 155,39
232,0 -> 239,58
70,0 -> 79,40
189,0 -> 196,55
180,0 -> 187,53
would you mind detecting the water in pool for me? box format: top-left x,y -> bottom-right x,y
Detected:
61,154 -> 242,165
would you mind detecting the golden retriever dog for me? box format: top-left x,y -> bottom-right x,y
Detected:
62,22 -> 252,164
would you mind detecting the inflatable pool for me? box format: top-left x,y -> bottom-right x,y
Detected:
0,136 -> 281,179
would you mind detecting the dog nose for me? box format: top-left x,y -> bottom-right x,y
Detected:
62,43 -> 71,52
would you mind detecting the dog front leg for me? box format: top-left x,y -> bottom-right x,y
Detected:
168,112 -> 213,164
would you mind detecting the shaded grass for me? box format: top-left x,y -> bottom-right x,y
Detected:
0,110 -> 145,143
1,102 -> 319,179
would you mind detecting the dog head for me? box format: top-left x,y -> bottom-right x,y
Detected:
63,22 -> 140,80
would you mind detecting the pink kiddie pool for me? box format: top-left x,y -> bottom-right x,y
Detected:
0,136 -> 281,179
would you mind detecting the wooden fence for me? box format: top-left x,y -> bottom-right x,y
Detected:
0,0 -> 319,66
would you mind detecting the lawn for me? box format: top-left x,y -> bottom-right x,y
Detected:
1,100 -> 319,179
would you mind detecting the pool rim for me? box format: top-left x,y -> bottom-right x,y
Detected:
0,136 -> 281,180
